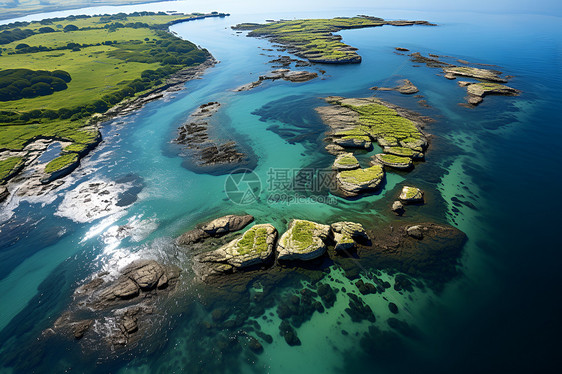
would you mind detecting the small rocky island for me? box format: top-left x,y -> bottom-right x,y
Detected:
232,16 -> 436,64
234,69 -> 318,92
316,96 -> 430,197
174,102 -> 253,174
409,52 -> 520,106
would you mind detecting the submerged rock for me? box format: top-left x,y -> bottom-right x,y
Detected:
407,225 -> 424,239
277,219 -> 331,261
399,186 -> 424,204
370,79 -> 419,94
332,152 -> 360,170
330,221 -> 369,252
177,214 -> 254,245
336,164 -> 385,197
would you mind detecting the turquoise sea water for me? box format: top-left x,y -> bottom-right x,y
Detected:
1,2 -> 561,373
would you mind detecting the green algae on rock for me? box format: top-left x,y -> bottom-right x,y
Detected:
195,224 -> 278,277
317,96 -> 429,153
330,221 -> 370,252
233,16 -> 435,64
399,185 -> 424,204
277,219 -> 331,261
372,153 -> 413,170
383,146 -> 424,159
458,81 -> 521,105
336,164 -> 385,197
332,152 -> 360,170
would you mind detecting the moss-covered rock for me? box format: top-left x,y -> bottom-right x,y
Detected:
383,146 -> 424,159
330,221 -> 369,252
336,164 -> 385,197
277,219 -> 331,261
459,81 -> 521,106
233,17 -> 435,64
372,153 -> 413,170
317,96 -> 428,154
195,224 -> 278,274
332,152 -> 360,170
399,186 -> 424,204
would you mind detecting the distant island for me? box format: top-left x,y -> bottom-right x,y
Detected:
0,11 -> 228,196
232,16 -> 436,63
0,0 -> 172,21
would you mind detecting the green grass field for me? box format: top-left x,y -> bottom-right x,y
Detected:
0,12 -> 217,180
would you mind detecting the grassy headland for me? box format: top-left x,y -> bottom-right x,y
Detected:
0,11 -> 226,184
232,16 -> 435,63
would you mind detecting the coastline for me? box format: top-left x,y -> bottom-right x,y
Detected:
0,0 -> 171,22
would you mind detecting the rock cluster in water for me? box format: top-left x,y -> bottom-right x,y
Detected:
48,260 -> 181,346
180,216 -> 371,279
408,52 -> 520,106
370,79 -> 419,94
234,69 -> 318,92
315,96 -> 430,197
175,102 -> 249,171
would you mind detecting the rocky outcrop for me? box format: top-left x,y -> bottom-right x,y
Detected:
0,185 -> 8,202
195,224 -> 278,277
330,221 -> 369,251
233,17 -> 435,64
316,96 -> 429,156
399,186 -> 424,204
324,143 -> 346,155
336,164 -> 385,197
383,146 -> 424,160
333,136 -> 373,150
332,152 -> 360,170
277,219 -> 331,261
175,102 -> 249,172
458,81 -> 521,106
392,200 -> 405,215
234,69 -> 317,91
50,259 -> 181,347
443,66 -> 507,82
40,154 -> 81,184
89,260 -> 180,308
370,79 -> 419,94
406,225 -> 424,239
372,153 -> 413,170
177,214 -> 254,246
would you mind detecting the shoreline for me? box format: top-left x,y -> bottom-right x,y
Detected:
0,0 -> 171,22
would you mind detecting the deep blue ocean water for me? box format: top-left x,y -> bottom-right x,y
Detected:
0,1 -> 561,373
